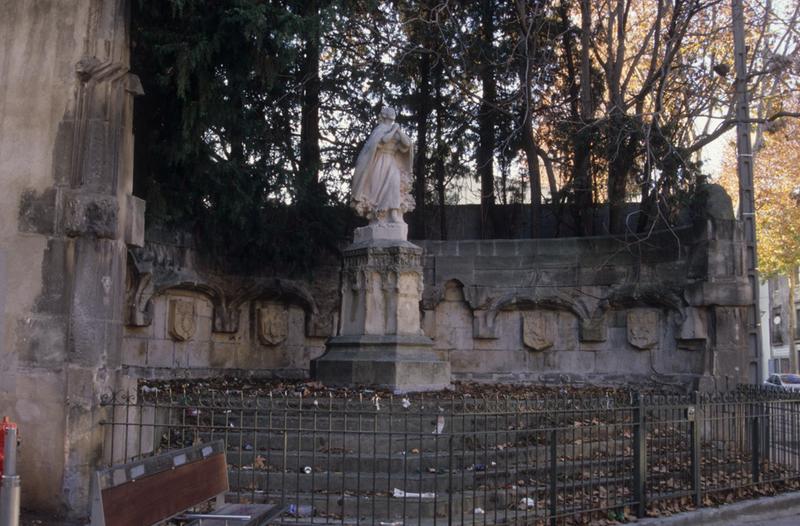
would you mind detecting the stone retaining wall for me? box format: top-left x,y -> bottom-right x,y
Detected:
123,188 -> 751,390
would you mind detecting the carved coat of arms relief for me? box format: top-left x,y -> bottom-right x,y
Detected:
522,310 -> 557,351
257,303 -> 289,346
627,309 -> 659,350
168,298 -> 196,341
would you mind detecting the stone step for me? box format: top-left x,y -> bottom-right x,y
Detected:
229,514 -> 544,526
194,411 -> 630,434
164,422 -> 683,458
194,429 -> 561,455
226,474 -> 633,520
228,488 -> 530,521
160,392 -> 630,411
223,439 -> 634,473
226,458 -> 633,494
182,426 -> 647,455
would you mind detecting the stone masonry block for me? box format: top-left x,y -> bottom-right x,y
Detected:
433,256 -> 475,284
493,240 -> 519,257
63,191 -> 119,239
18,188 -> 57,234
124,195 -> 146,247
146,339 -> 175,368
457,241 -> 481,256
122,338 -> 147,367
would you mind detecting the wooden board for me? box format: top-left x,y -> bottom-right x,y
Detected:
100,453 -> 228,526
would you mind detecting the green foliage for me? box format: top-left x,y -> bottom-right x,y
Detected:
131,0 -> 795,255
132,0 -> 346,273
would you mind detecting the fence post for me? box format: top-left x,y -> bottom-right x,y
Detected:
632,392 -> 647,518
690,391 -> 701,507
752,400 -> 762,484
447,433 -> 453,526
763,400 -> 771,463
549,428 -> 557,526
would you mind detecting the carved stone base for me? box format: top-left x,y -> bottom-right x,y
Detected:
312,334 -> 451,392
353,221 -> 408,243
313,238 -> 451,392
338,240 -> 425,337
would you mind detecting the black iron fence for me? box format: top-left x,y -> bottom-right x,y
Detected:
99,386 -> 800,525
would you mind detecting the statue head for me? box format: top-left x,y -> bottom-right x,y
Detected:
379,106 -> 396,123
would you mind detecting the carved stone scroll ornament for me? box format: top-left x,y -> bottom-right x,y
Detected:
126,245 -> 319,337
580,313 -> 607,342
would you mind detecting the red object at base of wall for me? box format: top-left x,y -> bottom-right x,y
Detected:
0,416 -> 18,476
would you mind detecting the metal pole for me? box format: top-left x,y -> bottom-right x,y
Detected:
0,426 -> 20,526
752,404 -> 762,483
549,429 -> 557,526
690,393 -> 702,507
632,392 -> 647,518
732,0 -> 764,382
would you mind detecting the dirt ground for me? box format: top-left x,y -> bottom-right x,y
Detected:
20,511 -> 84,526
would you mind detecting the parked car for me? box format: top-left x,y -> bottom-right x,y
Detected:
764,373 -> 800,391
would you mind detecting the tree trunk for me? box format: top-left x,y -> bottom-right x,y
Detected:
299,0 -> 321,192
478,0 -> 496,239
519,92 -> 541,237
526,141 -> 542,238
636,152 -> 655,233
537,147 -> 557,201
515,0 -> 541,238
413,50 -> 432,239
607,111 -> 638,234
573,0 -> 594,236
789,269 -> 798,373
433,60 -> 447,240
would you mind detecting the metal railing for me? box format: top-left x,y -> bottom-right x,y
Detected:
99,386 -> 800,525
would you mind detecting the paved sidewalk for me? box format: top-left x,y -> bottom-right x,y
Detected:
733,511 -> 800,525
18,492 -> 800,525
636,492 -> 800,526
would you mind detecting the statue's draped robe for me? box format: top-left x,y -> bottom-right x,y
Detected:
351,123 -> 414,219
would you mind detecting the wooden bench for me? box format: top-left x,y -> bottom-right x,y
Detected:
91,440 -> 283,526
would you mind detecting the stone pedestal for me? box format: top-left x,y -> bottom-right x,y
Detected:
313,239 -> 450,392
353,222 -> 408,243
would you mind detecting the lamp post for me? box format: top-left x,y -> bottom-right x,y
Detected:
732,0 -> 763,382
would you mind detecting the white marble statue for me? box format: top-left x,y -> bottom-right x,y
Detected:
351,107 -> 414,226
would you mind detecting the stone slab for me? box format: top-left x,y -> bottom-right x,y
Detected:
353,222 -> 408,243
312,334 -> 451,392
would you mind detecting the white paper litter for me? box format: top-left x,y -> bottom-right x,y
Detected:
392,488 -> 436,499
434,415 -> 445,434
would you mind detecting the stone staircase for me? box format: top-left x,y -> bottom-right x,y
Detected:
162,397 -> 644,524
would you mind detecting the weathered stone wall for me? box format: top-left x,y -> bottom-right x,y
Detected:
0,2 -> 752,517
415,202 -> 666,240
125,185 -> 751,391
0,0 -> 141,516
417,217 -> 749,388
122,232 -> 340,381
